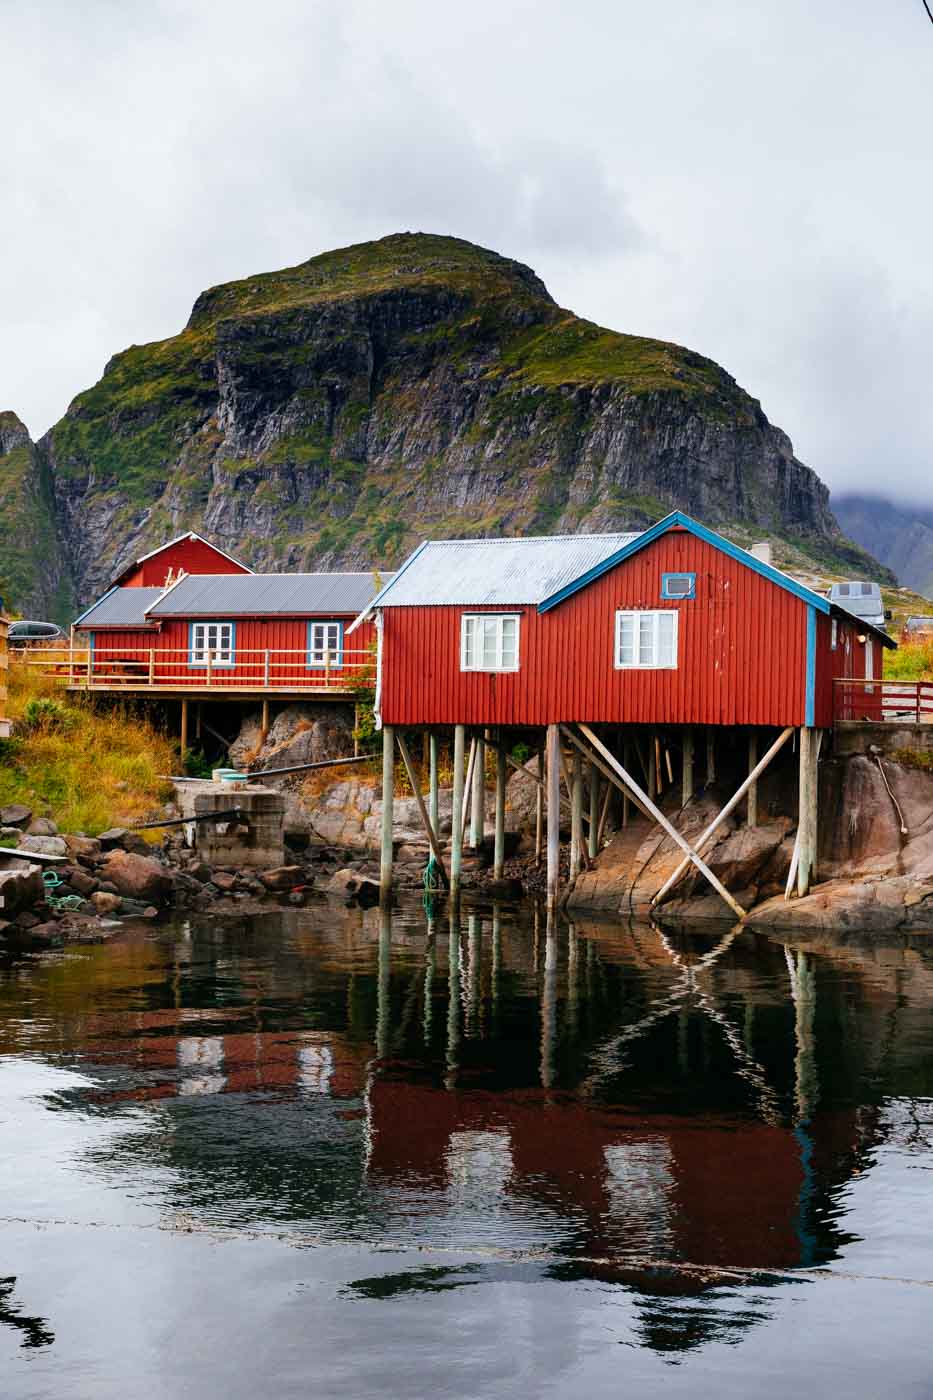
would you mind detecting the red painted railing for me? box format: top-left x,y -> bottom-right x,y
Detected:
834,678 -> 933,723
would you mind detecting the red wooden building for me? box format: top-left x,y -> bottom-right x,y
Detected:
110,531 -> 251,588
356,512 -> 891,732
351,512 -> 894,905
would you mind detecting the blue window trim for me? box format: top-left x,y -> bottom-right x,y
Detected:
187,620 -> 237,667
537,511 -> 833,615
661,572 -> 695,600
307,619 -> 345,670
805,605 -> 816,727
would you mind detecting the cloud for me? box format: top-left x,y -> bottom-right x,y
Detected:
1,0 -> 931,508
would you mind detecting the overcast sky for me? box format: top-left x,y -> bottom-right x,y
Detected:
3,0 -> 932,505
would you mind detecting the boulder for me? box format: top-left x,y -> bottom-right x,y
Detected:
0,804 -> 32,829
0,866 -> 44,916
100,850 -> 173,905
91,891 -> 123,915
17,834 -> 69,858
27,817 -> 59,837
65,870 -> 97,897
325,868 -> 380,902
97,827 -> 151,855
0,827 -> 21,847
746,875 -> 933,932
258,865 -> 305,891
63,835 -> 103,865
211,871 -> 238,893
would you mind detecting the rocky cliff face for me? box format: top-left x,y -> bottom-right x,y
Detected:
16,232 -> 882,611
0,412 -> 71,618
833,494 -> 933,600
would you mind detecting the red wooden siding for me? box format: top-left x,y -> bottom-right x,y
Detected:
380,531 -> 814,728
813,610 -> 878,727
88,615 -> 376,687
119,538 -> 249,587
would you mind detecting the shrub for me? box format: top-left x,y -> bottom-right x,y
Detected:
21,697 -> 78,733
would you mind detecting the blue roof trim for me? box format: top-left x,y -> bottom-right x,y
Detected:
536,512 -> 833,615
346,540 -> 430,633
72,585 -> 118,629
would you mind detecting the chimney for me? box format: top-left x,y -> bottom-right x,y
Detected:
750,541 -> 772,566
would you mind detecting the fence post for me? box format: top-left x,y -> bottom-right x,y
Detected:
264,650 -> 270,687
325,649 -> 330,688
148,648 -> 155,685
207,649 -> 213,686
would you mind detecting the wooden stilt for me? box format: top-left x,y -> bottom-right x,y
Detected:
494,740 -> 507,879
534,750 -> 544,868
682,728 -> 694,807
546,724 -> 561,908
380,724 -> 395,901
451,724 -> 466,899
429,732 -> 439,835
570,748 -> 583,876
575,724 -> 747,919
622,737 -> 631,827
706,729 -> 716,785
797,727 -> 822,897
653,727 -> 794,906
747,730 -> 759,828
180,698 -> 189,757
195,704 -> 202,741
648,733 -> 657,803
396,734 -> 449,886
460,737 -> 477,840
260,698 -> 270,744
470,732 -> 485,849
588,761 -> 599,860
596,779 -> 613,847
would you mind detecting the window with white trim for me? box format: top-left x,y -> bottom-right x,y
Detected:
308,620 -> 344,668
460,614 -> 520,672
615,610 -> 678,669
189,621 -> 235,667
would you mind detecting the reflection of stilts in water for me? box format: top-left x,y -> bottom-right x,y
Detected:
465,914 -> 481,1038
491,904 -> 501,1032
376,906 -> 391,1062
540,910 -> 559,1090
446,904 -> 461,1091
566,921 -> 579,1041
786,945 -> 820,1265
423,915 -> 436,1048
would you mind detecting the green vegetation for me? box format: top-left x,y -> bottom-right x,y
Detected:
0,419 -> 72,620
884,640 -> 933,682
0,664 -> 173,835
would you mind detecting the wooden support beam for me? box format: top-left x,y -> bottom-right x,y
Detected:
494,741 -> 507,879
648,734 -> 657,802
596,778 -> 613,848
460,737 -> 477,842
561,726 -> 655,823
546,724 -> 561,908
747,731 -> 758,828
260,698 -> 270,743
706,729 -> 716,785
570,748 -> 583,876
180,698 -> 189,757
535,750 -> 544,868
380,724 -> 395,901
622,738 -> 631,827
577,724 -> 747,919
470,732 -> 486,848
588,761 -> 599,860
797,728 -> 822,897
653,727 -> 794,907
195,704 -> 202,741
451,724 -> 466,898
396,733 -> 449,887
682,729 -> 694,807
429,732 -> 439,836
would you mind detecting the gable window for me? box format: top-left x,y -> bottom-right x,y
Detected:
189,621 -> 235,667
661,572 -> 695,600
615,610 -> 678,669
461,614 -> 520,672
308,620 -> 344,668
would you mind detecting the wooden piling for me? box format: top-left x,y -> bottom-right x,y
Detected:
380,724 -> 395,901
546,723 -> 561,908
470,731 -> 485,848
682,729 -> 694,807
706,729 -> 716,785
747,730 -> 758,828
260,698 -> 270,744
180,698 -> 189,757
494,741 -> 507,879
450,723 -> 466,899
622,737 -> 631,827
797,727 -> 821,897
534,749 -> 544,867
588,760 -> 599,860
647,735 -> 657,803
570,748 -> 584,876
429,732 -> 439,834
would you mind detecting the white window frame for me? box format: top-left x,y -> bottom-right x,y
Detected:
189,620 -> 235,668
460,613 -> 521,673
614,610 -> 679,670
307,620 -> 344,669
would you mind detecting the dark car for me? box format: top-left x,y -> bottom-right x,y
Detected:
8,620 -> 64,646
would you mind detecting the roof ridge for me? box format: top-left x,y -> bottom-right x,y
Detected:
422,532 -> 640,547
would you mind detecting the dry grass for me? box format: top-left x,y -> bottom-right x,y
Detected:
885,639 -> 933,682
0,664 -> 174,837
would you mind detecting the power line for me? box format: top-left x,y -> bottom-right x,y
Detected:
923,0 -> 933,27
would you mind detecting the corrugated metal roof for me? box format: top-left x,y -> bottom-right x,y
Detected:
146,572 -> 391,617
371,534 -> 642,607
75,587 -> 163,628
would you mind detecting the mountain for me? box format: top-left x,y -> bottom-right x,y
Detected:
0,412 -> 71,619
8,233 -> 890,615
833,494 -> 933,601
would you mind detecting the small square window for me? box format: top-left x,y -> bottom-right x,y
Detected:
661,572 -> 695,600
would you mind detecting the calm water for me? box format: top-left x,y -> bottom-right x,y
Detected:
1,898 -> 933,1398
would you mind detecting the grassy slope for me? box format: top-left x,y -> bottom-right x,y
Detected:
0,417 -> 70,618
0,664 -> 172,836
46,232 -> 884,586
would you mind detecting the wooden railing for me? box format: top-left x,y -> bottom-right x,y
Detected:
15,645 -> 374,692
834,678 -> 933,723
